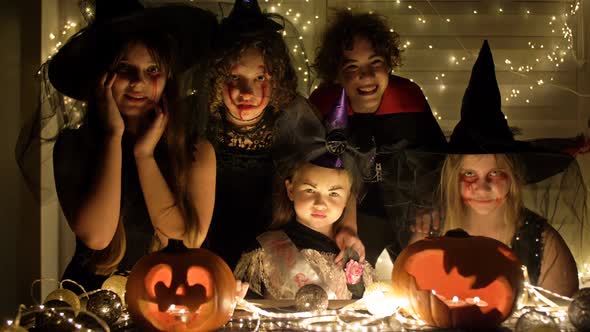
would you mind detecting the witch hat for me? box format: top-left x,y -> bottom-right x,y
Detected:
311,89 -> 350,169
448,40 -> 573,183
220,0 -> 283,39
48,0 -> 217,101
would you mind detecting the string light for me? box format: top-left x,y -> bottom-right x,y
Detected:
383,0 -> 586,113
43,0 -> 588,123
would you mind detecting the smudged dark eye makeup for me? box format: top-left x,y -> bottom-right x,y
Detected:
113,62 -> 162,77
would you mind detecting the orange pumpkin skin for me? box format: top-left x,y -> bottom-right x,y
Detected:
126,240 -> 236,332
392,231 -> 524,328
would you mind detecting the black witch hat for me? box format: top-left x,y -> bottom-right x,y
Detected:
48,0 -> 217,101
448,40 -> 573,183
219,0 -> 283,41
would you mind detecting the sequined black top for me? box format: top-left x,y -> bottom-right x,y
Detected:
511,209 -> 546,285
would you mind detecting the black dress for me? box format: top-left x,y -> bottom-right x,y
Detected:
55,127 -> 155,292
511,209 -> 545,285
203,109 -> 278,270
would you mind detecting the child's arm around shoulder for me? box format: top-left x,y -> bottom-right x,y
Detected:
538,224 -> 579,297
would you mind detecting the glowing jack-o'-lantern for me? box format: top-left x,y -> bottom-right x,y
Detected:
126,239 -> 236,332
392,229 -> 524,328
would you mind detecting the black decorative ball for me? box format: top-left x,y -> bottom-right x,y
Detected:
33,308 -> 75,332
86,289 -> 123,325
569,287 -> 590,332
74,311 -> 109,331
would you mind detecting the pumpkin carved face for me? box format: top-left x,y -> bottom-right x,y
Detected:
392,230 -> 524,328
126,240 -> 236,332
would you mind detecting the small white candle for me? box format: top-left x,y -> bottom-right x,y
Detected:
466,296 -> 489,307
445,296 -> 466,307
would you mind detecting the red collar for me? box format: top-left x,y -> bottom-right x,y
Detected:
309,75 -> 427,117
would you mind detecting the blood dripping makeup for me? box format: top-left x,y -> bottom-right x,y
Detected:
222,47 -> 271,126
459,155 -> 512,215
112,43 -> 166,118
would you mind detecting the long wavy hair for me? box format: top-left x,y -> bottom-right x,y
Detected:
208,31 -> 297,117
439,154 -> 525,238
82,30 -> 202,274
313,11 -> 403,84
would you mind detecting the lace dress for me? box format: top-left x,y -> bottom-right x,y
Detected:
235,221 -> 375,299
204,109 -> 279,270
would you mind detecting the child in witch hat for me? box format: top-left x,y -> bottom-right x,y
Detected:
204,0 -> 364,271
235,90 -> 375,299
438,40 -> 583,297
45,0 -> 219,292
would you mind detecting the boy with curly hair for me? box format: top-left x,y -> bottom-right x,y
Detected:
310,11 -> 447,266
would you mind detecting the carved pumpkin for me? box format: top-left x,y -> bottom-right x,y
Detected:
392,229 -> 524,328
126,239 -> 236,332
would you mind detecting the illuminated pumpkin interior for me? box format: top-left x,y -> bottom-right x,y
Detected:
403,247 -> 515,317
187,266 -> 213,298
145,264 -> 172,298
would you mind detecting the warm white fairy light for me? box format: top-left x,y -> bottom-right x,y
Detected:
282,0 -> 584,112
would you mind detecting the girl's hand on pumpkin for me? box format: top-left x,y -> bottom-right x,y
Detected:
96,72 -> 125,136
235,280 -> 249,301
134,97 -> 169,159
334,228 -> 365,266
411,209 -> 441,237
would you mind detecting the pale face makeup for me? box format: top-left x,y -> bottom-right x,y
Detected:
459,155 -> 512,216
286,163 -> 352,237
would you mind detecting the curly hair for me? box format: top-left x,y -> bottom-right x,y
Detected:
313,11 -> 402,83
208,31 -> 297,115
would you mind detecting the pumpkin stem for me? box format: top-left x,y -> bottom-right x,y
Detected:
444,228 -> 470,238
163,239 -> 188,253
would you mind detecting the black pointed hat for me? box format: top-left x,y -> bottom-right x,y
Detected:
448,40 -> 573,183
220,0 -> 283,38
48,0 -> 217,101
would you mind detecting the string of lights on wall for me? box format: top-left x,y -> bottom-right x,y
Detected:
256,0 -> 586,123
44,1 -> 585,120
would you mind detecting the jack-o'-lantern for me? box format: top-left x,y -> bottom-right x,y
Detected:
126,239 -> 236,332
392,229 -> 524,328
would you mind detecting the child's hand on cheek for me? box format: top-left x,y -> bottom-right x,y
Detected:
96,72 -> 125,136
134,96 -> 169,159
334,227 -> 365,266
